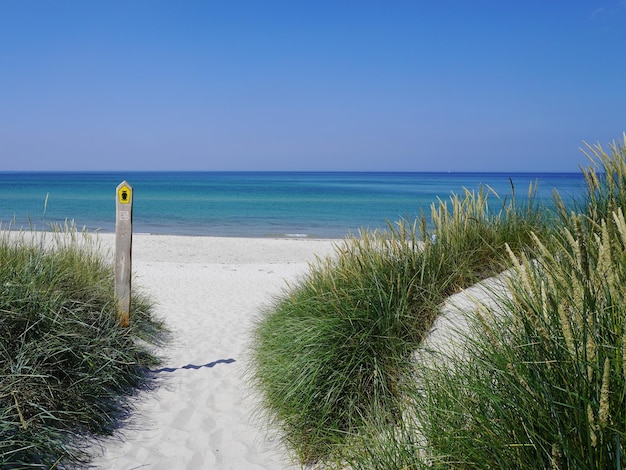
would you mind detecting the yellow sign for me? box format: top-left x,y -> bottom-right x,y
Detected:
118,185 -> 132,204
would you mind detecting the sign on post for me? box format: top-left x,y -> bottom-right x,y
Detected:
115,181 -> 133,327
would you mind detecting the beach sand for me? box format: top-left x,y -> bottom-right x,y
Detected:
88,234 -> 339,470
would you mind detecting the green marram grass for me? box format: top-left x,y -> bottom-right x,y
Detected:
0,226 -> 165,468
337,135 -> 626,469
409,213 -> 626,468
249,179 -> 550,464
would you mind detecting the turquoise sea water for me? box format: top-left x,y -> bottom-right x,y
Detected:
0,172 -> 587,238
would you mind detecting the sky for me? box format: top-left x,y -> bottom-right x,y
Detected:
1,1 -> 625,172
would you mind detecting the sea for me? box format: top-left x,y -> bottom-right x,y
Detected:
0,172 -> 587,239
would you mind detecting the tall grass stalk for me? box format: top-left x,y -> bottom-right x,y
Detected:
558,133 -> 626,226
0,225 -> 165,468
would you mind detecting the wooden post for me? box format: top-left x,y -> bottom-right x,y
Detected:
115,181 -> 133,327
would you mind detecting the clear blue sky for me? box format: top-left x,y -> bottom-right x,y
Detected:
1,1 -> 625,172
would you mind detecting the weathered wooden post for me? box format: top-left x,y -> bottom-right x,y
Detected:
115,181 -> 133,327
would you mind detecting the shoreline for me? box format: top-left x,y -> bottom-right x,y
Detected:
2,225 -> 350,240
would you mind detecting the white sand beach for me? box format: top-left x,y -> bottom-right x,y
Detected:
88,234 -> 339,470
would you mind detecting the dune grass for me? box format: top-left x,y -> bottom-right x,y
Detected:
410,211 -> 626,468
0,226 -> 165,468
409,138 -> 626,468
336,135 -> 626,469
249,181 -> 550,464
250,135 -> 626,467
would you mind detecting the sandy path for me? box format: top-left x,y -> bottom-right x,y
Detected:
88,234 -> 338,469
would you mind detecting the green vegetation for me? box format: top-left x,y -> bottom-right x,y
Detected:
250,181 -> 550,463
579,138 -> 626,225
0,226 -> 165,468
410,211 -> 626,468
249,135 -> 626,467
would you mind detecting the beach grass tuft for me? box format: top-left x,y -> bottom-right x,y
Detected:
249,179 -> 549,464
0,224 -> 165,468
